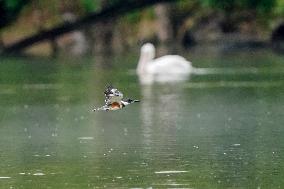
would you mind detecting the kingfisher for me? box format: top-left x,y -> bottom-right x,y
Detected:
93,85 -> 139,111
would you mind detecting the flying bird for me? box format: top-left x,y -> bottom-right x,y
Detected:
93,86 -> 139,111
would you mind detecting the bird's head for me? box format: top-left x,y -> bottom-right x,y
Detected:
104,85 -> 122,97
141,43 -> 155,60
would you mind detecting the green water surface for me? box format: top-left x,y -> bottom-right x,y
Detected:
0,49 -> 284,188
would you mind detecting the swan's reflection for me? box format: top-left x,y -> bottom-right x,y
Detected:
138,72 -> 191,85
140,83 -> 187,156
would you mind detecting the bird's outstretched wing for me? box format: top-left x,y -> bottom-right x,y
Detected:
93,105 -> 110,111
104,85 -> 123,105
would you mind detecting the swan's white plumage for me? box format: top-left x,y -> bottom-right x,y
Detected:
146,55 -> 191,74
136,43 -> 193,84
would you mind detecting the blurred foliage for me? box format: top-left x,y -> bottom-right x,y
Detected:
275,0 -> 284,16
79,0 -> 128,13
124,10 -> 142,24
5,0 -> 22,9
0,0 -> 29,29
80,0 -> 99,12
200,0 -> 277,15
0,0 -> 283,38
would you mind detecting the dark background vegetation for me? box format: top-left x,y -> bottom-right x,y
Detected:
0,0 -> 284,56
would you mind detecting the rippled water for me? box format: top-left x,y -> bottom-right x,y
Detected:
0,50 -> 284,188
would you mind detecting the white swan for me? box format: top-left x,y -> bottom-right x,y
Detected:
136,43 -> 193,84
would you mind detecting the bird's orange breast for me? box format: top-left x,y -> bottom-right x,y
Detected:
111,102 -> 121,109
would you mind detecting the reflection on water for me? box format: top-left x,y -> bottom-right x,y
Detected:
140,84 -> 186,148
0,50 -> 284,188
138,72 -> 190,85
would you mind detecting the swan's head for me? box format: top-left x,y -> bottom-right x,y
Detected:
137,43 -> 156,74
140,43 -> 155,60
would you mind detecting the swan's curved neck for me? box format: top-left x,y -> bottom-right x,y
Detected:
137,50 -> 155,74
